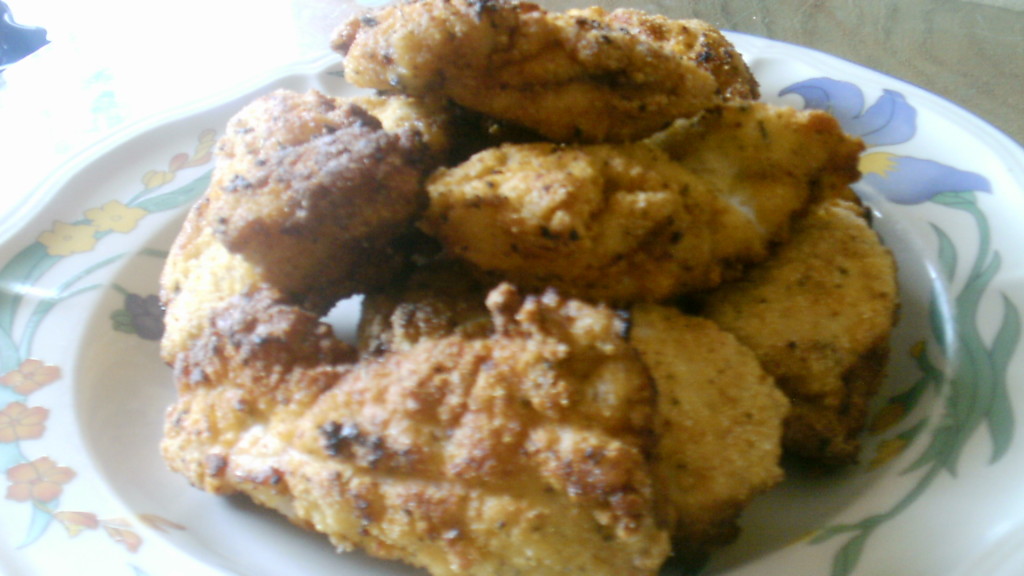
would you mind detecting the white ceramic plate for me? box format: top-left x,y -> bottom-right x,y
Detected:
2,30 -> 1024,576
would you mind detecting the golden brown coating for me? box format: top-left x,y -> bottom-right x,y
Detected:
351,92 -> 456,162
357,258 -> 493,356
422,141 -> 725,303
629,304 -> 788,563
601,8 -> 759,100
159,195 -> 280,363
162,284 -> 670,575
160,1 -> 896,569
158,194 -> 415,363
203,89 -> 432,310
647,101 -> 866,263
421,102 -> 864,304
160,90 -> 452,361
701,198 -> 899,466
332,0 -> 728,143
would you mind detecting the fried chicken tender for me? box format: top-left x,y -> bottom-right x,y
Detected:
333,0 -> 740,143
357,258 -> 493,356
701,198 -> 899,466
421,102 -> 864,304
159,90 -> 444,360
162,284 -> 670,576
202,89 -> 435,310
421,141 -> 721,303
629,304 -> 788,563
356,263 -> 789,561
159,197 -> 270,362
647,101 -> 866,263
351,92 -> 456,162
602,8 -> 759,100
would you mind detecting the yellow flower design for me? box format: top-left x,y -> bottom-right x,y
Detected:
858,151 -> 899,178
141,170 -> 176,190
0,359 -> 61,395
37,221 -> 98,256
188,129 -> 217,166
141,129 -> 217,190
0,402 -> 49,442
84,200 -> 148,233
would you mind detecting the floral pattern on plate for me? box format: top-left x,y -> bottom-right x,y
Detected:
0,131 -> 212,564
779,77 -> 1019,576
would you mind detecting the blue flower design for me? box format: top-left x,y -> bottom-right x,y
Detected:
781,78 -> 991,204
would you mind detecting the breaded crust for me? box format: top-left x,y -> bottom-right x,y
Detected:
204,89 -> 431,310
630,304 -> 788,563
159,196 -> 274,363
357,258 -> 493,356
422,140 -> 722,303
159,89 -> 447,360
422,102 -> 864,304
647,101 -> 865,259
357,263 -> 792,564
333,0 -> 732,142
701,198 -> 899,465
601,8 -> 760,100
162,285 -> 670,576
159,3 -> 897,572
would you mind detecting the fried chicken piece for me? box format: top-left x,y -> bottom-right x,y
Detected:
647,101 -> 866,264
351,92 -> 455,163
333,0 -> 730,143
601,8 -> 759,100
158,195 -> 290,362
202,89 -> 435,310
162,284 -> 670,575
629,304 -> 788,563
701,198 -> 899,466
358,262 -> 789,562
422,103 -> 863,303
421,141 -> 724,303
158,194 -> 414,362
160,90 -> 446,360
357,258 -> 493,356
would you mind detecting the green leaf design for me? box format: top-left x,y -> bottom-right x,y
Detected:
0,440 -> 25,472
1,169 -> 209,344
832,531 -> 871,576
815,191 -> 1019,576
929,226 -> 957,356
902,423 -> 956,475
987,295 -> 1020,462
930,190 -> 979,209
129,170 -> 211,213
932,223 -> 958,283
0,244 -> 61,335
110,308 -> 137,335
0,166 -> 213,560
19,502 -> 57,548
0,324 -> 21,374
886,345 -> 941,414
17,253 -> 125,359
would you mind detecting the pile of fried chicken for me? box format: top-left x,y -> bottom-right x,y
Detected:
157,1 -> 899,574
